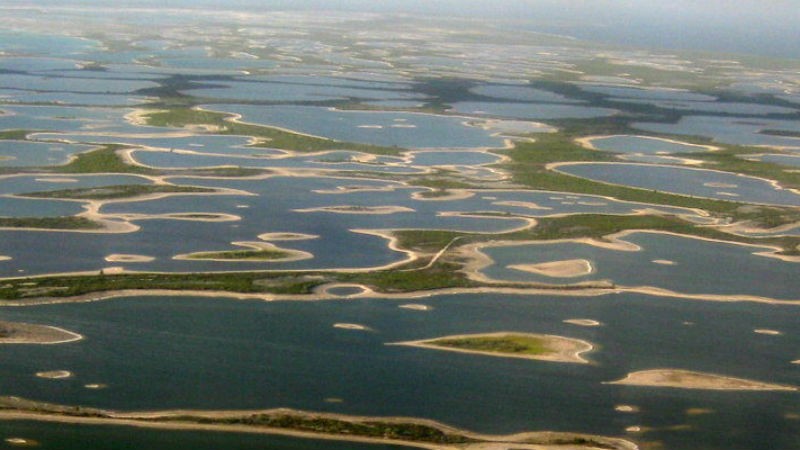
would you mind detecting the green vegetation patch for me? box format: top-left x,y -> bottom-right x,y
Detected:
52,146 -> 156,174
144,108 -> 404,155
200,413 -> 475,445
0,130 -> 34,140
0,217 -> 103,230
430,333 -> 550,356
20,184 -> 216,200
183,249 -> 291,261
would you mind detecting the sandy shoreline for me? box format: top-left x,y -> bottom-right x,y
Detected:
0,321 -> 83,345
0,405 -> 637,450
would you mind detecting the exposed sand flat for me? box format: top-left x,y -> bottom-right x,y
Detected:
491,200 -> 552,210
564,319 -> 602,327
84,384 -> 107,390
333,323 -> 370,331
4,437 -> 37,446
704,182 -> 738,189
257,232 -> 319,241
754,329 -> 782,335
36,370 -> 73,379
0,255 -> 10,262
294,205 -> 414,215
390,332 -> 594,364
104,254 -> 154,263
607,369 -> 797,391
399,304 -> 431,311
792,360 -> 800,365
508,259 -> 593,278
651,259 -> 677,265
0,321 -> 83,345
615,405 -> 639,413
34,177 -> 78,183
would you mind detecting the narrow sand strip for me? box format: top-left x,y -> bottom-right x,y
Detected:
607,369 -> 796,391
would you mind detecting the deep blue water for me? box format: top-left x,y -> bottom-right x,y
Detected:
0,293 -> 797,450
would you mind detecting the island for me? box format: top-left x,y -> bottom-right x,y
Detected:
607,369 -> 797,391
0,321 -> 82,345
389,332 -> 593,364
0,396 -> 637,450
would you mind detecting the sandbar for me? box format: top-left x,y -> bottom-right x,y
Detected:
257,232 -> 319,241
0,321 -> 83,345
651,259 -> 677,265
508,259 -> 593,278
399,304 -> 431,311
104,254 -> 154,263
333,323 -> 370,331
754,329 -> 782,335
614,405 -> 639,413
607,369 -> 797,391
0,255 -> 10,262
4,437 -> 38,447
390,332 -> 593,364
294,205 -> 414,215
35,370 -> 73,380
34,177 -> 78,183
492,200 -> 552,211
564,319 -> 602,327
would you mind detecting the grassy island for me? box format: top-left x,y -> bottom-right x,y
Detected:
20,184 -> 217,200
392,332 -> 594,364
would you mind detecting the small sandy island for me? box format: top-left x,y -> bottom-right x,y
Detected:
607,369 -> 797,391
104,254 -> 154,263
35,370 -> 73,380
399,304 -> 432,311
390,332 -> 593,364
257,232 -> 318,241
4,437 -> 39,447
508,259 -> 593,278
0,321 -> 83,345
295,205 -> 414,215
0,255 -> 10,262
754,329 -> 782,335
333,323 -> 371,331
651,259 -> 677,265
564,319 -> 602,327
615,405 -> 640,413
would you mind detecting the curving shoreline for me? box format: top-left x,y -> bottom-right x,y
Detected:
0,396 -> 637,450
0,321 -> 83,345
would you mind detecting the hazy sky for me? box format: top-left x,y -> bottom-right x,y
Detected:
8,0 -> 800,57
